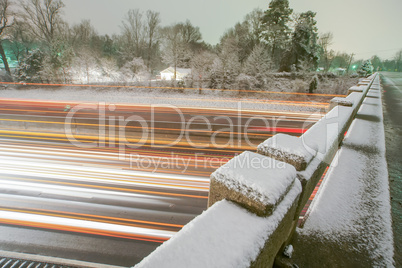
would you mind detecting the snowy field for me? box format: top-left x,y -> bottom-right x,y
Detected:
0,74 -> 358,113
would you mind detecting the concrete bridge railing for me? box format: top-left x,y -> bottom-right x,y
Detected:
134,73 -> 379,268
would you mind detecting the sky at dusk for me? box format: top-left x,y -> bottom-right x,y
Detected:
62,0 -> 401,60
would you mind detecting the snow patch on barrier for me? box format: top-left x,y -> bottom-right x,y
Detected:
210,151 -> 297,215
257,133 -> 317,171
302,105 -> 352,162
330,97 -> 353,107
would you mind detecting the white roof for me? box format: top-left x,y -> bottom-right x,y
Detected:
160,67 -> 191,75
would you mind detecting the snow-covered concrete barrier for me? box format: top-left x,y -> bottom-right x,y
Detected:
136,158 -> 302,268
328,97 -> 353,111
259,73 -> 376,216
134,74 -> 379,268
294,74 -> 394,267
208,151 -> 298,216
347,85 -> 365,95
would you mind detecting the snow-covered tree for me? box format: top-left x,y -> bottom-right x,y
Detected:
210,37 -> 241,89
69,51 -> 123,84
120,57 -> 150,82
282,11 -> 320,72
236,73 -> 258,90
190,51 -> 217,90
16,48 -> 44,82
70,48 -> 97,83
242,44 -> 271,88
0,0 -> 14,76
261,0 -> 293,69
358,60 -> 374,76
371,55 -> 383,72
244,44 -> 270,76
44,40 -> 74,82
208,57 -> 223,89
161,23 -> 192,79
98,58 -> 120,82
309,74 -> 319,93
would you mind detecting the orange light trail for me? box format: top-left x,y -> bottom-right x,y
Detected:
13,177 -> 208,199
0,142 -> 222,177
2,158 -> 211,190
0,117 -> 282,138
0,207 -> 184,229
0,81 -> 347,98
0,129 -> 258,152
0,97 -> 327,120
0,218 -> 167,243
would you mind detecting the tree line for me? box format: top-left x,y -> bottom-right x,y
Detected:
0,0 -> 400,88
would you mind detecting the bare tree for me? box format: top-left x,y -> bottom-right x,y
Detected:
178,20 -> 202,46
21,0 -> 65,44
190,51 -> 216,92
0,0 -> 14,76
346,53 -> 354,74
319,32 -> 334,72
9,18 -> 33,62
219,9 -> 263,66
395,49 -> 402,72
121,9 -> 146,59
145,10 -> 160,71
120,9 -> 161,72
245,8 -> 263,41
20,0 -> 71,82
70,19 -> 97,48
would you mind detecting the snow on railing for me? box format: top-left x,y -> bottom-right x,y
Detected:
133,73 -> 378,268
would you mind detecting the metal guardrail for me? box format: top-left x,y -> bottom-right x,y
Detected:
0,257 -> 76,268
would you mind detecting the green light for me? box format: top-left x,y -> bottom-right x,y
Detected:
352,65 -> 357,69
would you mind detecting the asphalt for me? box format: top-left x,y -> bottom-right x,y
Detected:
0,100 -> 319,267
380,72 -> 402,267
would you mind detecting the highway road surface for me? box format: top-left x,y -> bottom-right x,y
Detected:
0,98 -> 324,267
380,72 -> 402,267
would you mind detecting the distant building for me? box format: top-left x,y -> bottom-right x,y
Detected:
160,67 -> 191,81
335,68 -> 346,75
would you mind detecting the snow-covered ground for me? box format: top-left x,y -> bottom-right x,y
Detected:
0,73 -> 360,113
0,86 -> 329,112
